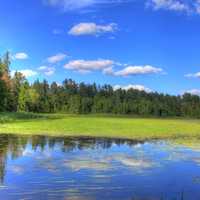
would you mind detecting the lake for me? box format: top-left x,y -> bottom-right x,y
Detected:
0,134 -> 200,200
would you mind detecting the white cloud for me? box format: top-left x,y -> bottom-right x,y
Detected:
45,0 -> 96,11
11,69 -> 37,78
103,67 -> 114,75
147,0 -> 200,15
113,65 -> 163,77
64,59 -> 164,77
44,0 -> 132,11
38,66 -> 48,71
185,72 -> 200,78
38,66 -> 55,76
13,52 -> 29,60
47,53 -> 67,64
148,0 -> 191,13
68,22 -> 117,36
64,59 -> 114,73
113,84 -> 152,92
184,89 -> 200,96
195,0 -> 200,14
45,0 -> 200,14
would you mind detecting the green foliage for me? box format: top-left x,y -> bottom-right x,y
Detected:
1,52 -> 200,118
68,95 -> 81,113
0,52 -> 11,111
17,83 -> 28,112
0,78 -> 7,111
0,112 -> 45,124
11,71 -> 26,111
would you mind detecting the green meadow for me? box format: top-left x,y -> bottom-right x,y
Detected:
1,112 -> 200,140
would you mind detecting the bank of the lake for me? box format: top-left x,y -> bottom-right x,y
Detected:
1,112 -> 200,140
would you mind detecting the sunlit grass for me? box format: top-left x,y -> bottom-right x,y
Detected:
1,112 -> 200,140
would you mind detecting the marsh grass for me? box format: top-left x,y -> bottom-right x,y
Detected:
1,113 -> 200,141
0,112 -> 62,123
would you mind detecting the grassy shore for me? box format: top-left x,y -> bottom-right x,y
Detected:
1,112 -> 200,140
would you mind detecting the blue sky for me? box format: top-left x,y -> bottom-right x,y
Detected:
1,0 -> 200,95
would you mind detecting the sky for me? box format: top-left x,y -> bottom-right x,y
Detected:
1,0 -> 200,95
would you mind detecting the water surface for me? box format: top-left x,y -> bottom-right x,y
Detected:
0,134 -> 200,200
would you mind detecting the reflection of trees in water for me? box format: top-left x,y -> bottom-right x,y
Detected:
0,134 -> 29,183
0,135 -> 187,200
0,135 -> 9,184
0,134 -> 145,184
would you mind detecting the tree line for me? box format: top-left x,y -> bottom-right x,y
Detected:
1,52 -> 200,117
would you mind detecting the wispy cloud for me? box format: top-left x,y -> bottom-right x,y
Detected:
45,0 -> 96,11
64,59 -> 115,73
13,52 -> 29,60
112,65 -> 163,77
44,0 -> 133,12
148,0 -> 189,12
195,0 -> 200,14
47,53 -> 67,64
185,71 -> 200,78
44,0 -> 200,14
147,0 -> 200,14
64,59 -> 164,77
68,22 -> 117,36
38,66 -> 56,76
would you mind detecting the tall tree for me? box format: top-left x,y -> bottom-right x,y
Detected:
11,72 -> 26,111
17,81 -> 29,112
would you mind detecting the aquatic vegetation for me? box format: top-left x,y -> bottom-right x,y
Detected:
170,138 -> 200,151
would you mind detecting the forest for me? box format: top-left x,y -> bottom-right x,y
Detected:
1,52 -> 200,117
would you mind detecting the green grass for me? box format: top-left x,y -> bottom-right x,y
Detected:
1,112 -> 200,140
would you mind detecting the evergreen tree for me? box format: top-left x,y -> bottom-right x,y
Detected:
17,82 -> 29,112
0,52 -> 200,118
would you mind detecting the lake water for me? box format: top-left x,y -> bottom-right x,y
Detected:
0,135 -> 200,200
